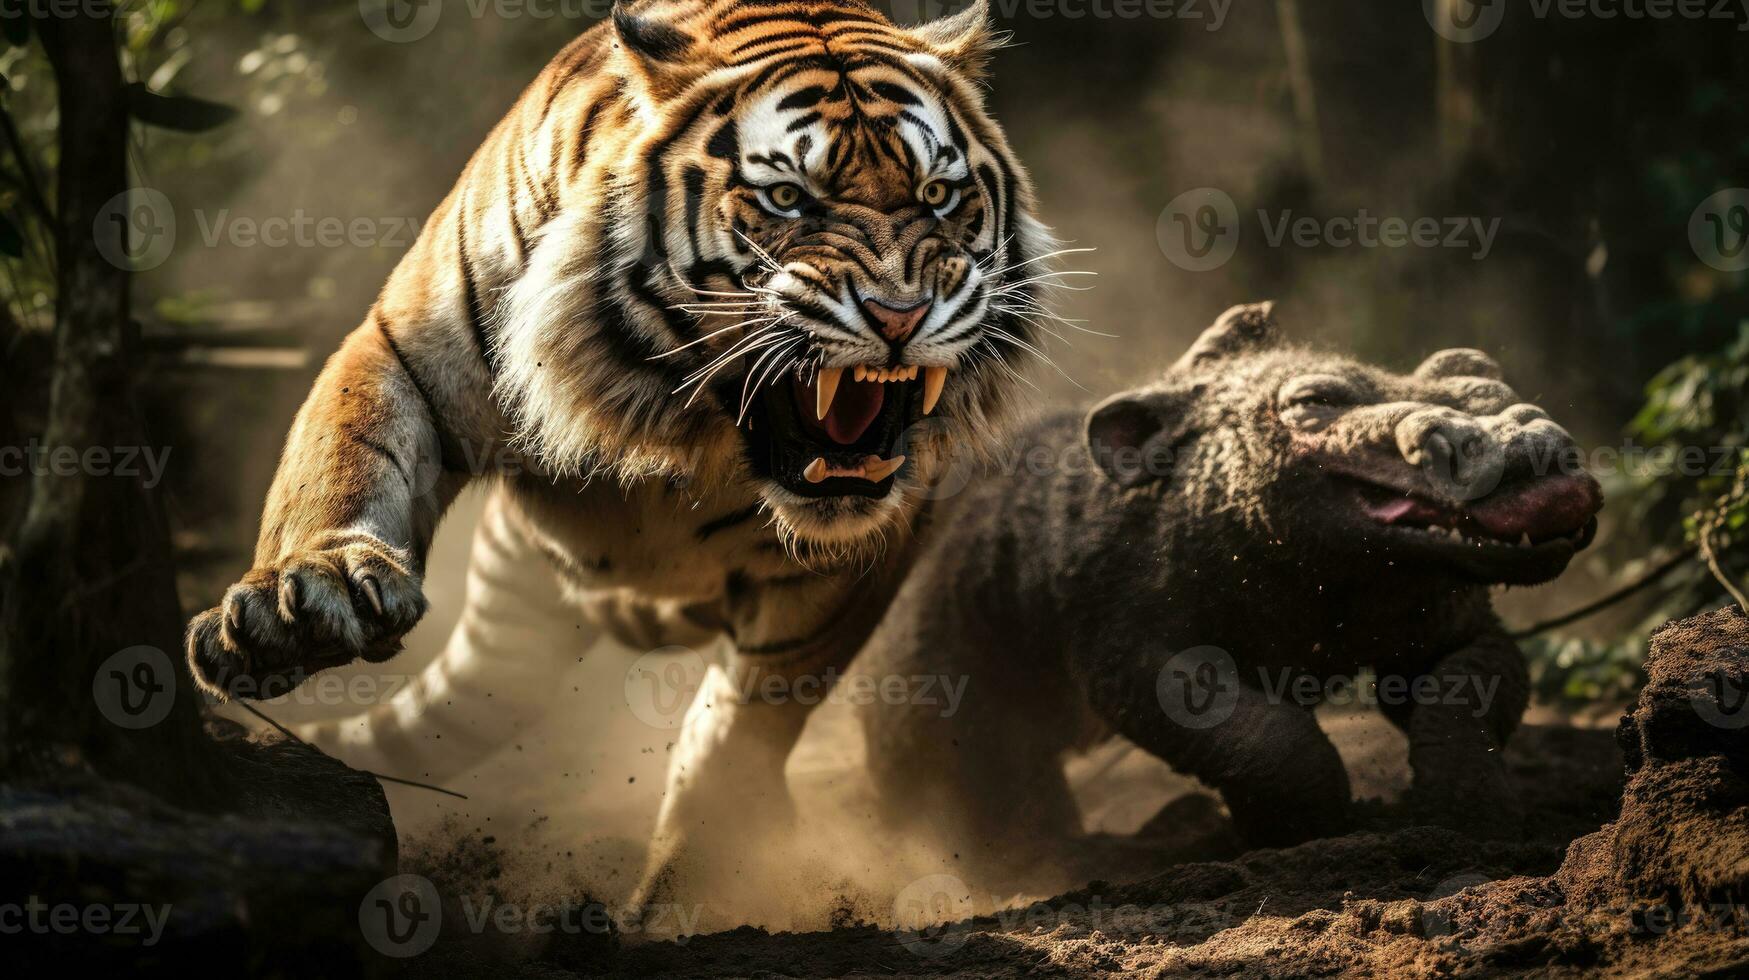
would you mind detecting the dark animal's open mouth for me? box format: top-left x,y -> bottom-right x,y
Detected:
1343,473 -> 1601,557
743,363 -> 948,499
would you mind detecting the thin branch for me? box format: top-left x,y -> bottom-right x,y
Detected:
1510,547 -> 1698,639
234,701 -> 470,801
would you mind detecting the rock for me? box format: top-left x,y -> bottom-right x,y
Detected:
0,720 -> 395,974
1558,606 -> 1749,918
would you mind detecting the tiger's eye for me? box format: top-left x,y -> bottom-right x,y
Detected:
768,184 -> 802,210
920,181 -> 951,207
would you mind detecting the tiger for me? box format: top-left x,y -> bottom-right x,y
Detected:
183,0 -> 1056,917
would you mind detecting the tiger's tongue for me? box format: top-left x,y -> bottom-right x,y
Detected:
798,376 -> 886,446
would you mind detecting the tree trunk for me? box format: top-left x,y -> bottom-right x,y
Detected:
0,1 -> 215,798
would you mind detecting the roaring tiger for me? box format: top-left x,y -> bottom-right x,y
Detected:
184,0 -> 1054,913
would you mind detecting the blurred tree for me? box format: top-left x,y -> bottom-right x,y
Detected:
0,0 -> 232,795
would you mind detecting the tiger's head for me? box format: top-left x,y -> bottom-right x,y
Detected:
557,0 -> 1056,552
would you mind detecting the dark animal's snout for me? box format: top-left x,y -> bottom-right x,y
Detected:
1396,403 -> 1603,539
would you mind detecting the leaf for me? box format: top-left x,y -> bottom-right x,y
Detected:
125,83 -> 238,133
0,213 -> 22,258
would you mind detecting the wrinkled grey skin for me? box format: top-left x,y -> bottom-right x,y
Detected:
858,303 -> 1603,887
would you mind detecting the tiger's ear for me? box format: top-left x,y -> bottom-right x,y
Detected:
908,0 -> 1002,79
613,1 -> 706,101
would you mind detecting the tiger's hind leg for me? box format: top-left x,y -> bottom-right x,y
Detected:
297,487 -> 597,783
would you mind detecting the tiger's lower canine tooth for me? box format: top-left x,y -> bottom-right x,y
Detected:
803,458 -> 828,483
923,366 -> 948,415
815,367 -> 843,420
863,455 -> 906,482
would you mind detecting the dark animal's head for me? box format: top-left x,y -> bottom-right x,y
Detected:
1085,303 -> 1603,585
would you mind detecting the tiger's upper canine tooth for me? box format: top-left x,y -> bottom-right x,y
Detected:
803,458 -> 829,483
863,454 -> 906,483
815,367 -> 844,421
922,366 -> 948,415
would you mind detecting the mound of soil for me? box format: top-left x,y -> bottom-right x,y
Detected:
408,609 -> 1749,978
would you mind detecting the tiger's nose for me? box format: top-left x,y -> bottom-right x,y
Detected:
862,298 -> 932,344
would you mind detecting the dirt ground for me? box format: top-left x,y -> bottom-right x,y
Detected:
339,606 -> 1748,978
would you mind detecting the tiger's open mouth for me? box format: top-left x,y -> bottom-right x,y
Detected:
744,363 -> 948,499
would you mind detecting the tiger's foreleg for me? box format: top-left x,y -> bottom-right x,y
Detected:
186,322 -> 466,699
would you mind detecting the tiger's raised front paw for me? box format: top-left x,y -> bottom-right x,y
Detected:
185,535 -> 427,700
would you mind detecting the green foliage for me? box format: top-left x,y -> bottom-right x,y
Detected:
1525,633 -> 1648,708
1529,324 -> 1749,709
1625,324 -> 1749,594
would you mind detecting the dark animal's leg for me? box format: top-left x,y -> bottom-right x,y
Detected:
1084,650 -> 1352,847
857,609 -> 1084,892
873,724 -> 1082,892
1386,630 -> 1529,834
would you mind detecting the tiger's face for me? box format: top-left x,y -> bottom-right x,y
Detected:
641,0 -> 1050,547
494,1 -> 1051,552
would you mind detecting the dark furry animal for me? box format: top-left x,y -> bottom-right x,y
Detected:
858,303 -> 1603,884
